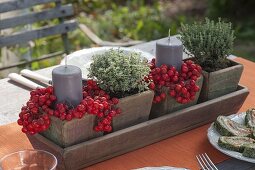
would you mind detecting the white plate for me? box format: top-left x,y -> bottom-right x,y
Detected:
60,47 -> 154,79
207,112 -> 255,163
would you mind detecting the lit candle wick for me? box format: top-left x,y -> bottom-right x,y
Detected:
168,28 -> 171,45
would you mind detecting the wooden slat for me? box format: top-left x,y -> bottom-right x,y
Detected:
0,0 -> 59,13
41,115 -> 101,147
0,51 -> 64,71
0,20 -> 77,47
0,4 -> 74,30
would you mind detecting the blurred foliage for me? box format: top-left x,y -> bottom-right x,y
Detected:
79,2 -> 183,41
1,0 -> 254,74
18,0 -> 189,70
207,0 -> 255,40
207,0 -> 255,61
64,0 -> 156,14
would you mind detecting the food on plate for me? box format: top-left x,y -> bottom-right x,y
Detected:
212,112 -> 255,160
218,136 -> 255,152
243,143 -> 255,158
214,116 -> 252,137
245,108 -> 255,128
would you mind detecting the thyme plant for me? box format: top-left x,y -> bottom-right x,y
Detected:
88,49 -> 150,97
179,18 -> 235,72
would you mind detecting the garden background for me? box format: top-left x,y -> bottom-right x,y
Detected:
0,0 -> 254,78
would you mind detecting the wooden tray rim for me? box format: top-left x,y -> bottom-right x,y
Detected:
33,84 -> 249,151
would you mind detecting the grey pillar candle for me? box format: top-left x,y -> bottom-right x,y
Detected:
52,65 -> 83,107
156,37 -> 183,70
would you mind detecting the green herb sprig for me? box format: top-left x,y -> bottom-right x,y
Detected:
179,18 -> 235,72
88,49 -> 150,97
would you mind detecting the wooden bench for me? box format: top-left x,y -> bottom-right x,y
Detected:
0,0 -> 77,71
0,1 -> 144,72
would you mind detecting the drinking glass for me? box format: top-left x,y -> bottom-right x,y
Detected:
0,149 -> 57,170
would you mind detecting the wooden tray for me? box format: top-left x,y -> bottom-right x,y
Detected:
29,85 -> 249,170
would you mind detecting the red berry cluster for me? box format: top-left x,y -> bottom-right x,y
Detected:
18,80 -> 121,135
148,58 -> 202,104
17,86 -> 56,135
82,80 -> 121,132
49,80 -> 120,132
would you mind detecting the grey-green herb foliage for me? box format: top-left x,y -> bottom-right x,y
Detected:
88,49 -> 150,97
179,18 -> 235,72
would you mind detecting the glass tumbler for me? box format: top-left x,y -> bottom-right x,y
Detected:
0,149 -> 57,170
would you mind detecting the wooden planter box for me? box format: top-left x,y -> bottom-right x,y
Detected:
41,114 -> 102,147
199,59 -> 243,102
30,85 -> 249,170
40,91 -> 154,147
150,76 -> 203,118
112,90 -> 154,131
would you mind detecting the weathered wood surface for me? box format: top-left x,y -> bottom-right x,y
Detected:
41,115 -> 102,147
0,5 -> 74,30
199,59 -> 244,102
31,85 -> 249,170
113,90 -> 154,131
0,20 -> 77,47
0,1 -> 75,70
150,76 -> 203,118
0,63 -> 57,125
0,0 -> 60,13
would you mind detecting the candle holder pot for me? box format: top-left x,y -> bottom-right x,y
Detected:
87,49 -> 154,132
150,76 -> 203,119
179,19 -> 242,102
198,59 -> 243,102
112,90 -> 154,131
41,114 -> 102,147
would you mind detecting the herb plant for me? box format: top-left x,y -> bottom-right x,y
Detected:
88,49 -> 150,97
179,18 -> 235,72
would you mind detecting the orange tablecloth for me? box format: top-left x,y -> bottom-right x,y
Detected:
0,57 -> 254,170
